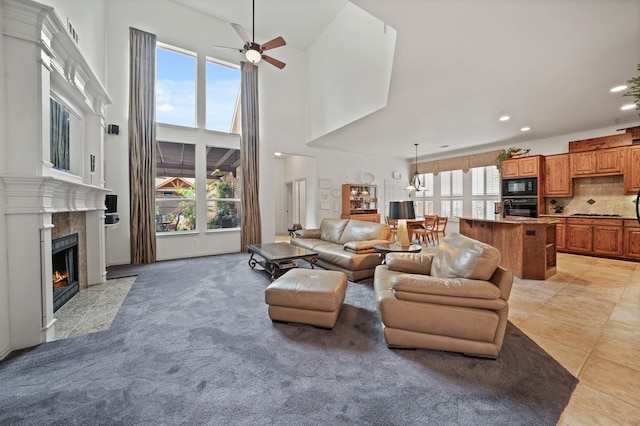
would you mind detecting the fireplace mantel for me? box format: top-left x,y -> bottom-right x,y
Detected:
1,175 -> 111,215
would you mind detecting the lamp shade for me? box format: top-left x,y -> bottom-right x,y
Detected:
388,201 -> 415,220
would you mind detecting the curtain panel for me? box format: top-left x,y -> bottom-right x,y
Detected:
240,62 -> 262,251
128,27 -> 157,264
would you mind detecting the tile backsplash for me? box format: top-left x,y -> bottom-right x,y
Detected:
544,176 -> 638,217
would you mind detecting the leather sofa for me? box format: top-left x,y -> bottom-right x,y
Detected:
373,233 -> 513,358
291,218 -> 392,281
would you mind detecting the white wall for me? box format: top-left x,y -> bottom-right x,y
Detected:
43,0 -> 106,83
0,0 -> 10,359
308,2 -> 396,141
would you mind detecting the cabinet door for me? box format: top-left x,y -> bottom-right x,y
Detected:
518,157 -> 539,177
500,159 -> 520,178
570,151 -> 597,176
624,146 -> 640,194
624,227 -> 640,259
566,224 -> 593,253
556,223 -> 566,250
593,226 -> 623,256
544,154 -> 571,196
596,148 -> 623,174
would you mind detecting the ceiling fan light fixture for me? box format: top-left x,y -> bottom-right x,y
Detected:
245,48 -> 262,64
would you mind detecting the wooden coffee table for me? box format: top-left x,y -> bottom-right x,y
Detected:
248,243 -> 318,281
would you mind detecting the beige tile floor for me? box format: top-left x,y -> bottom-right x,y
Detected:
54,250 -> 640,425
53,276 -> 136,340
509,253 -> 640,426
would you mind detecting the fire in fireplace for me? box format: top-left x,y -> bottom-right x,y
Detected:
52,233 -> 79,312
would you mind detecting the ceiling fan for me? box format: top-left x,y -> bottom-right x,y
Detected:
215,0 -> 287,69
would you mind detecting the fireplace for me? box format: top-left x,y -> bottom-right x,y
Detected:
52,233 -> 79,312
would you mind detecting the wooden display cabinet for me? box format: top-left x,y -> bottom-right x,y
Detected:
500,155 -> 541,178
341,184 -> 380,223
570,147 -> 623,177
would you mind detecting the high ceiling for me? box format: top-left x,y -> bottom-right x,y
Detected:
170,0 -> 640,161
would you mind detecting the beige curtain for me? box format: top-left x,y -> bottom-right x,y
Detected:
418,150 -> 503,175
240,62 -> 262,251
128,27 -> 157,264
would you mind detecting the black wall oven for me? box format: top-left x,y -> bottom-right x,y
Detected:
503,197 -> 538,217
502,178 -> 537,197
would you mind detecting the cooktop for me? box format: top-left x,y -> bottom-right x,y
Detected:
571,213 -> 622,217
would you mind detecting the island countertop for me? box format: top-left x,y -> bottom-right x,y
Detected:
457,215 -> 560,225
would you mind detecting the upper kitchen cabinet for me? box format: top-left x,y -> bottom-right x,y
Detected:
570,147 -> 623,177
500,155 -> 542,178
543,154 -> 572,196
624,145 -> 640,194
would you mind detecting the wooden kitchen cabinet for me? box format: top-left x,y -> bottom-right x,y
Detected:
593,225 -> 623,256
570,147 -> 623,177
501,156 -> 541,178
543,154 -> 572,196
555,218 -> 567,251
624,220 -> 640,259
624,145 -> 640,194
566,219 -> 593,253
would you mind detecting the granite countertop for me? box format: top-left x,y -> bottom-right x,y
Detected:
457,215 -> 560,224
539,214 -> 637,220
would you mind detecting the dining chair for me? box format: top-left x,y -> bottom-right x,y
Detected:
410,216 -> 436,245
433,216 -> 448,244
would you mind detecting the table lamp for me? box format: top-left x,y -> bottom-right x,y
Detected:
389,201 -> 416,247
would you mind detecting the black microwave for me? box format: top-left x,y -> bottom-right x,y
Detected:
502,178 -> 537,197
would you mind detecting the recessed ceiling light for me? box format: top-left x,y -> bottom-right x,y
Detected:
621,104 -> 636,111
521,127 -> 531,132
499,116 -> 510,122
610,85 -> 628,93
274,152 -> 282,156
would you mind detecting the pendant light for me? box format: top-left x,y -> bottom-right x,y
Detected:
406,143 -> 426,191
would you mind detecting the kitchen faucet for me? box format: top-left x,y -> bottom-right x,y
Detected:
502,199 -> 512,218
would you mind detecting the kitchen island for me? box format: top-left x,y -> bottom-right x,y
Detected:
458,216 -> 559,280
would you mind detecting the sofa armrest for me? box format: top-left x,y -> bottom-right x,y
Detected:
386,252 -> 433,275
344,239 -> 391,254
294,229 -> 321,239
390,274 -> 502,300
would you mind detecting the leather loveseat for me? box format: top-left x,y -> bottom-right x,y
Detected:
373,233 -> 513,358
290,218 -> 392,281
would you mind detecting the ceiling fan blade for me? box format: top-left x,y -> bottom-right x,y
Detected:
262,55 -> 286,70
213,45 -> 244,53
260,36 -> 286,52
231,23 -> 251,44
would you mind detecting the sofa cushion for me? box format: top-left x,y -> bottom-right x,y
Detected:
314,244 -> 383,271
294,229 -> 321,239
391,274 -> 501,299
430,233 -> 501,281
338,220 -> 390,244
344,239 -> 391,254
320,219 -> 350,244
386,252 -> 434,275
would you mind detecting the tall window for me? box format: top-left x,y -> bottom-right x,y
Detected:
206,146 -> 241,229
206,59 -> 241,132
156,45 -> 196,127
471,166 -> 500,218
440,170 -> 463,218
155,141 -> 196,233
413,173 -> 435,217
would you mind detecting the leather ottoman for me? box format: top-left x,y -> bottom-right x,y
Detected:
265,269 -> 348,329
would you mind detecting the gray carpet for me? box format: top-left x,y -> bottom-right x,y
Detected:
0,253 -> 577,425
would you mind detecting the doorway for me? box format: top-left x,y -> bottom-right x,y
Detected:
287,178 -> 306,229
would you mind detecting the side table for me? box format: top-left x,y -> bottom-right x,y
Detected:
373,242 -> 422,264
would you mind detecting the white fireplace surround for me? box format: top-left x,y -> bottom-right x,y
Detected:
1,0 -> 112,355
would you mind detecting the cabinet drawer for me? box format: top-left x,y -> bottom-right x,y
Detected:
567,218 -> 623,227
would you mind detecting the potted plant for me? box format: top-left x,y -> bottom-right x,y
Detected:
624,64 -> 640,114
